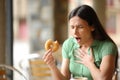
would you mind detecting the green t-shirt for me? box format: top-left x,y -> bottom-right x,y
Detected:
62,37 -> 118,80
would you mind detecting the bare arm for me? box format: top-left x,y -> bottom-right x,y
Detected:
88,55 -> 115,80
43,49 -> 70,80
61,58 -> 71,79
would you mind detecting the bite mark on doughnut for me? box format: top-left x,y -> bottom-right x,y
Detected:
45,39 -> 59,52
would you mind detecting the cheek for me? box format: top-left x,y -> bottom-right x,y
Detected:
81,30 -> 91,38
69,29 -> 74,35
78,29 -> 86,35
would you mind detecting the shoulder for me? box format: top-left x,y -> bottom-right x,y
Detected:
62,37 -> 77,52
101,40 -> 117,49
92,40 -> 116,49
63,37 -> 76,46
62,37 -> 76,58
100,40 -> 118,56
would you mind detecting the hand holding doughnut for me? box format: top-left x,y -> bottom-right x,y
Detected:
45,39 -> 59,52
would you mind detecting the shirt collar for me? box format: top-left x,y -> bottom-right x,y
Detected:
90,40 -> 99,47
72,36 -> 98,48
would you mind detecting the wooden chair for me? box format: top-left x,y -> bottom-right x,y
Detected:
0,64 -> 28,80
19,53 -> 52,80
112,68 -> 120,80
29,58 -> 52,80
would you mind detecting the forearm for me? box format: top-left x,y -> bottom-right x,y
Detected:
88,63 -> 112,80
50,65 -> 69,80
43,50 -> 69,80
88,63 -> 103,80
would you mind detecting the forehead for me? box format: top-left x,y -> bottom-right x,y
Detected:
69,16 -> 88,26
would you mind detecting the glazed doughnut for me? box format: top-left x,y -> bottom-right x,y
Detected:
45,39 -> 59,52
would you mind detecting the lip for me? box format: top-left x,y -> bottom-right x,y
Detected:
75,37 -> 81,43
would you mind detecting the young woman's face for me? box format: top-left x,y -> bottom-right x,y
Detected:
69,16 -> 94,45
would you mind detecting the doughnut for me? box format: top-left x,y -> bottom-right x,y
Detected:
45,39 -> 59,52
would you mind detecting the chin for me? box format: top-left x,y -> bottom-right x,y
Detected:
78,42 -> 84,46
77,42 -> 82,45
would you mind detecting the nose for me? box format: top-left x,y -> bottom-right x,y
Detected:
73,27 -> 78,35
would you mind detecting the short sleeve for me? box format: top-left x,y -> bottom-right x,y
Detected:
62,39 -> 70,58
101,41 -> 118,57
62,37 -> 75,59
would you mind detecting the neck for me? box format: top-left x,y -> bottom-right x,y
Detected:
80,38 -> 94,48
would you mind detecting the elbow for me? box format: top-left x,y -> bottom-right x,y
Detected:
93,75 -> 112,80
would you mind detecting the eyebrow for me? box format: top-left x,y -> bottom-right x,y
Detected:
70,24 -> 85,27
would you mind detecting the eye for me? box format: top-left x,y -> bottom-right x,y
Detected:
70,25 -> 74,29
78,25 -> 84,28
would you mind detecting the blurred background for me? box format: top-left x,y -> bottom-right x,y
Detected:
0,0 -> 120,80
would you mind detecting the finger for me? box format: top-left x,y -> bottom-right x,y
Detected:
74,49 -> 81,56
46,49 -> 53,57
44,52 -> 53,61
44,55 -> 51,63
90,48 -> 94,57
79,49 -> 86,57
79,49 -> 87,55
46,57 -> 55,65
44,54 -> 53,63
74,54 -> 81,58
42,49 -> 52,59
75,60 -> 83,64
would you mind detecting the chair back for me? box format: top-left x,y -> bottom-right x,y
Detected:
19,53 -> 52,80
0,64 -> 28,80
112,68 -> 120,80
29,58 -> 51,80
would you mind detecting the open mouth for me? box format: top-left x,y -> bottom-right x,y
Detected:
75,37 -> 81,43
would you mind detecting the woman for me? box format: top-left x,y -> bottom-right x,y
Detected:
43,5 -> 118,80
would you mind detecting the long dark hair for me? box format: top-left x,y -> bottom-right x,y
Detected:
69,5 -> 112,41
69,5 -> 118,68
